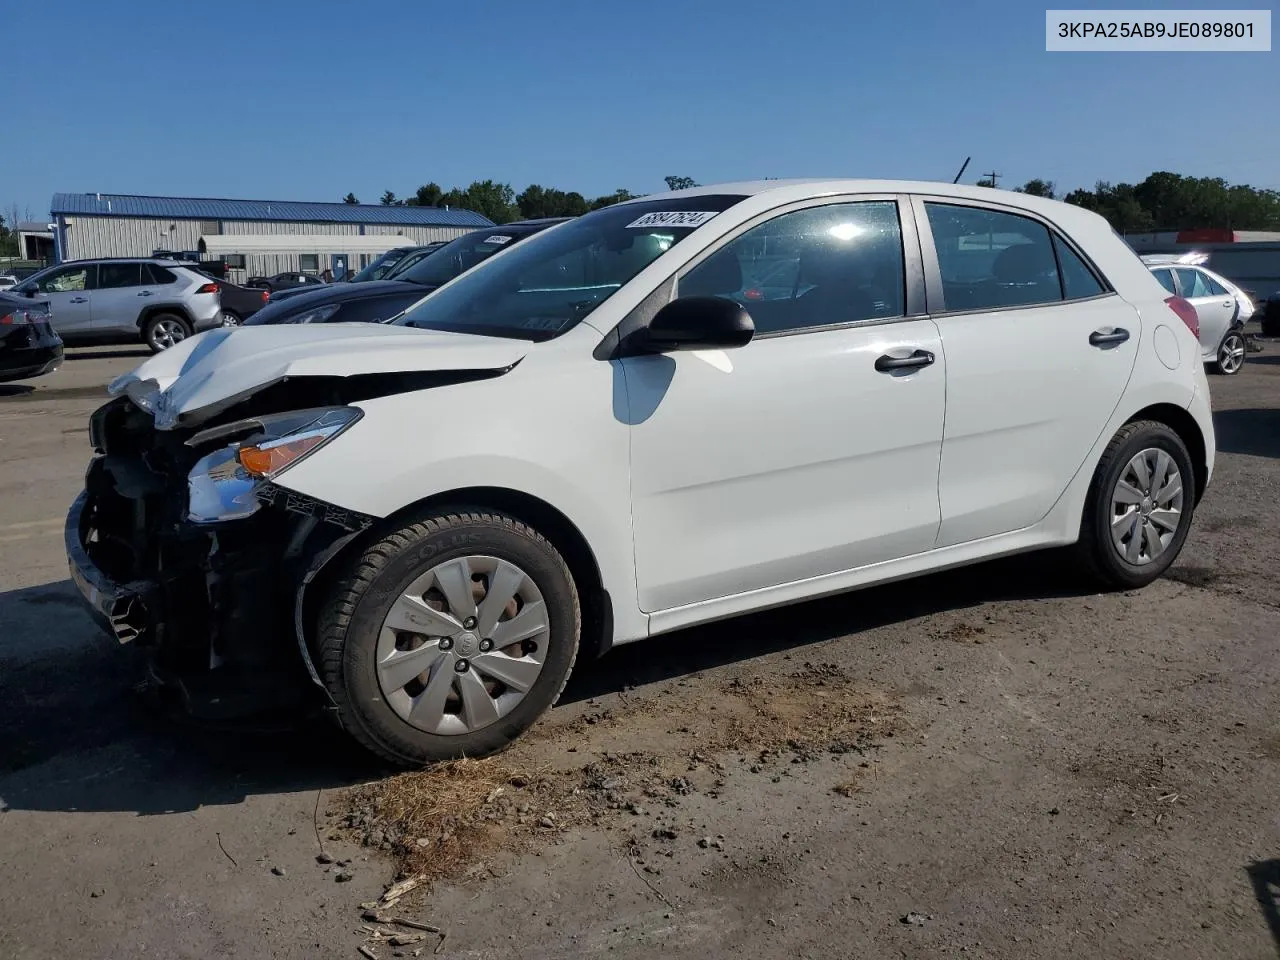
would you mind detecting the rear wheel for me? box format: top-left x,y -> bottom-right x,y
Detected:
1077,420 -> 1196,589
220,310 -> 242,328
1210,328 -> 1246,375
318,510 -> 580,766
142,313 -> 191,352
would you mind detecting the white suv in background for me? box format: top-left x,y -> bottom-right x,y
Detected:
11,258 -> 223,352
1142,254 -> 1253,375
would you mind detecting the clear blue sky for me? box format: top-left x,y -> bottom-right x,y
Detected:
4,0 -> 1275,220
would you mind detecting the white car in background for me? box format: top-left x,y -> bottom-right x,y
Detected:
69,179 -> 1215,766
1142,254 -> 1252,375
0,274 -> 18,291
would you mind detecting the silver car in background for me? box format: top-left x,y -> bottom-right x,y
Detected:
1143,254 -> 1253,375
10,258 -> 223,352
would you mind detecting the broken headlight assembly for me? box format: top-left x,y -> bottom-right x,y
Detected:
186,407 -> 362,523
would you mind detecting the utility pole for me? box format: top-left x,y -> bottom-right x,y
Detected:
980,170 -> 1001,188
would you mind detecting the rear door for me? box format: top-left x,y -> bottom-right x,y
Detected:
1176,267 -> 1235,356
916,197 -> 1139,547
92,262 -> 144,334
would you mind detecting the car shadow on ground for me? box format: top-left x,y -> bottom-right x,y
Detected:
0,552 -> 1095,818
0,384 -> 36,398
1213,408 -> 1280,459
1246,860 -> 1280,956
63,348 -> 150,361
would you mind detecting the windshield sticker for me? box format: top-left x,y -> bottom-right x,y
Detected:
625,211 -> 719,229
484,235 -> 513,245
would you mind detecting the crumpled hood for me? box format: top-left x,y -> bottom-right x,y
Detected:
109,323 -> 527,428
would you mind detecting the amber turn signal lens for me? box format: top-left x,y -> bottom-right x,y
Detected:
237,434 -> 326,477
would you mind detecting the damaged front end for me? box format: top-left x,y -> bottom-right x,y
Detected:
66,392 -> 373,721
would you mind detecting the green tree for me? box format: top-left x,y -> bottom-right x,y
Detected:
975,177 -> 996,188
379,190 -> 400,206
590,188 -> 639,210
342,193 -> 359,204
0,214 -> 16,257
439,180 -> 518,223
404,183 -> 443,207
516,184 -> 590,219
1014,179 -> 1056,199
664,175 -> 698,191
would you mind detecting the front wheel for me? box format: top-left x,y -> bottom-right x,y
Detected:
1076,420 -> 1196,589
318,510 -> 581,766
1210,328 -> 1246,375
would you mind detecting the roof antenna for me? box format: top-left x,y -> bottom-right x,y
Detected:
952,157 -> 971,184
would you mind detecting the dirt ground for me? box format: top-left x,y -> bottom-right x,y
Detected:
1,339 -> 1278,960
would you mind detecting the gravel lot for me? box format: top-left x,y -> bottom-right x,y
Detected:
1,340 -> 1278,960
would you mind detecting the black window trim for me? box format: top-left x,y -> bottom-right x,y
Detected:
910,194 -> 1116,318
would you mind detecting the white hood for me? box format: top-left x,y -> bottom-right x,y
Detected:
109,323 -> 528,428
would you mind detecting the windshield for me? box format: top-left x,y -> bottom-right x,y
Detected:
393,196 -> 746,340
348,249 -> 411,283
384,244 -> 446,279
395,229 -> 545,288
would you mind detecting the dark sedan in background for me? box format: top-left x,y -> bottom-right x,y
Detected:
244,219 -> 569,326
245,272 -> 326,294
0,293 -> 63,384
266,241 -> 450,306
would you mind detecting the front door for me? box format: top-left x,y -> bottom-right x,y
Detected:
623,198 -> 946,612
916,198 -> 1139,547
29,263 -> 96,334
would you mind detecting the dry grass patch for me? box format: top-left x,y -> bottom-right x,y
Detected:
341,660 -> 902,892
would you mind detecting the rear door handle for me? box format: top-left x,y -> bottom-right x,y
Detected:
1088,328 -> 1129,347
69,297 -> 88,303
875,349 -> 935,372
137,290 -> 154,297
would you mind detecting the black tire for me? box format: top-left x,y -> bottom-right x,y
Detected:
141,313 -> 192,353
317,510 -> 581,766
1076,420 -> 1196,590
1209,327 -> 1246,375
220,310 -> 242,328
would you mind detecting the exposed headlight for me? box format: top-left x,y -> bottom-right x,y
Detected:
186,406 -> 361,524
292,303 -> 342,325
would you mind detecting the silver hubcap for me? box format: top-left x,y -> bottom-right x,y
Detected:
375,555 -> 550,736
1219,334 -> 1245,373
1110,447 -> 1184,566
151,319 -> 186,349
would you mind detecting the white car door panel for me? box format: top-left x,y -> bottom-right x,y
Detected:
31,264 -> 95,334
624,322 -> 945,612
1176,267 -> 1235,358
917,198 -> 1140,547
623,197 -> 943,613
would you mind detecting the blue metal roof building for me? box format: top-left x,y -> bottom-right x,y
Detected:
50,193 -> 493,228
49,192 -> 494,277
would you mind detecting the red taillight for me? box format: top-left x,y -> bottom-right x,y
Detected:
195,282 -> 219,295
261,290 -> 269,303
0,312 -> 12,325
1165,296 -> 1199,338
743,287 -> 764,300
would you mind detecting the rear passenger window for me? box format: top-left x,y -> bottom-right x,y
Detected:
925,203 -> 1060,310
1201,272 -> 1228,296
144,264 -> 176,285
1053,235 -> 1105,299
1151,268 -> 1176,295
98,263 -> 142,288
1175,268 -> 1212,299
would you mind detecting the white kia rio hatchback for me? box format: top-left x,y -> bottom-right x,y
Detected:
68,180 -> 1215,765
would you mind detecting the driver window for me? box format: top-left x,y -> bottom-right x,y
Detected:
40,266 -> 92,293
678,201 -> 905,334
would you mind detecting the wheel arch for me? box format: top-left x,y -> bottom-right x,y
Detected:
302,485 -> 615,665
1125,402 -> 1208,506
136,304 -> 194,330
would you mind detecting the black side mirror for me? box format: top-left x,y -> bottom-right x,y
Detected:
642,296 -> 754,352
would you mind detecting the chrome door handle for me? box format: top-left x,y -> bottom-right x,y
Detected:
138,290 -> 154,297
69,297 -> 88,303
